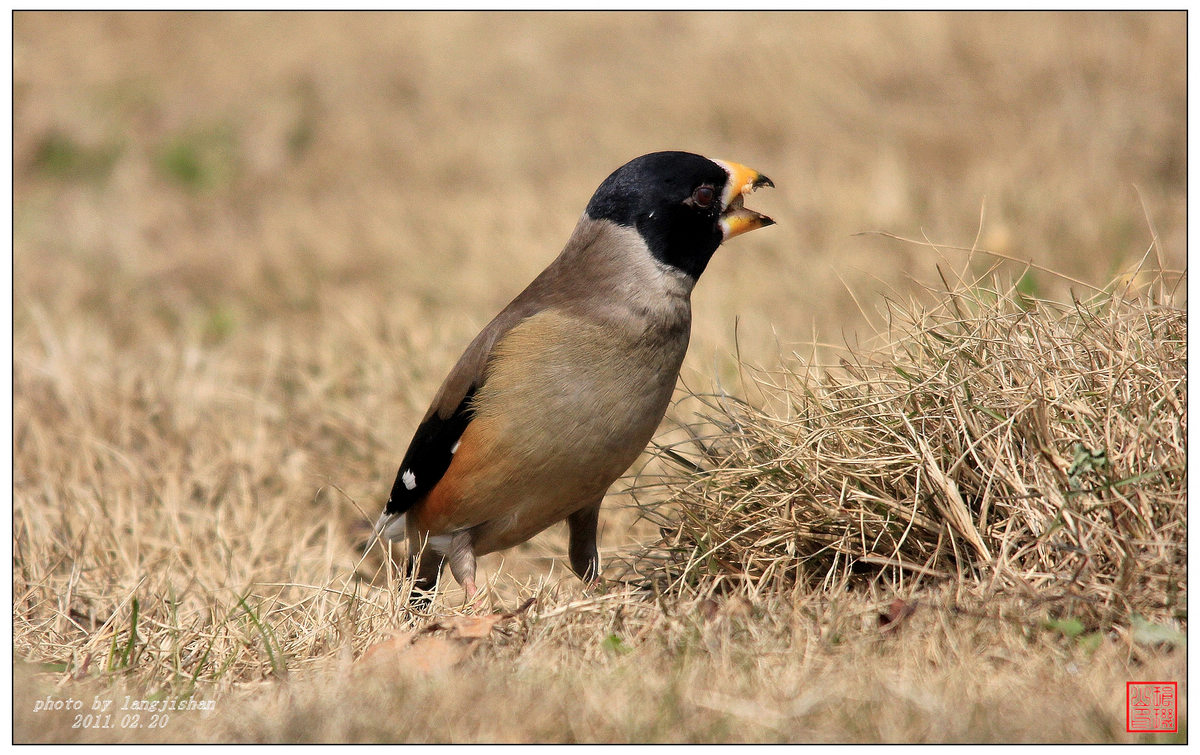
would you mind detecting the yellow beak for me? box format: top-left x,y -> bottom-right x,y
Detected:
711,159 -> 776,241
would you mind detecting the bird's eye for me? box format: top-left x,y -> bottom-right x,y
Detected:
692,185 -> 716,208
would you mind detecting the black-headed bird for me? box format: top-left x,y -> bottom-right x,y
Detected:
373,151 -> 774,600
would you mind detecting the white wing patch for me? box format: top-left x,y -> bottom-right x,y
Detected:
401,469 -> 417,490
450,439 -> 460,454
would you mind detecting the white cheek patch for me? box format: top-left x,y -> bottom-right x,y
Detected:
710,159 -> 742,208
402,469 -> 417,490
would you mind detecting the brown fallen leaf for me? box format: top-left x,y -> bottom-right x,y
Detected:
422,597 -> 537,639
71,653 -> 92,681
878,598 -> 919,632
358,631 -> 474,675
447,613 -> 509,639
358,598 -> 537,675
359,631 -> 417,664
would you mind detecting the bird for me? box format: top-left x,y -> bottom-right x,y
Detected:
371,151 -> 774,601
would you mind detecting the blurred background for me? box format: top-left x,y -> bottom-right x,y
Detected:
13,11 -> 1186,581
15,11 -> 1185,344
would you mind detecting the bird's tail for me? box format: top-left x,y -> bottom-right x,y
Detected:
364,511 -> 408,558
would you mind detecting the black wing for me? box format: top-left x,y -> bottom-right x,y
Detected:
380,227 -> 585,517
385,385 -> 476,516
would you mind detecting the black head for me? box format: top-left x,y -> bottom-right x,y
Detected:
584,151 -> 774,280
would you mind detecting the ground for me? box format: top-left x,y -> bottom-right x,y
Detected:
12,11 -> 1186,743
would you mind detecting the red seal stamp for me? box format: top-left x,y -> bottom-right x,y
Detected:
1127,681 -> 1178,733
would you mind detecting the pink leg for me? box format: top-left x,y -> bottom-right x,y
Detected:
447,530 -> 478,603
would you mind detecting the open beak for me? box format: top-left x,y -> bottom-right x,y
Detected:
712,159 -> 775,240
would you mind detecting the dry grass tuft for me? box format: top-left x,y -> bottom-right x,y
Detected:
637,264 -> 1186,632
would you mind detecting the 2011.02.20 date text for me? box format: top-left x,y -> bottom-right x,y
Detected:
72,713 -> 170,729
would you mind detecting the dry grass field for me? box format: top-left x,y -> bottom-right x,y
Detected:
12,11 -> 1186,743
